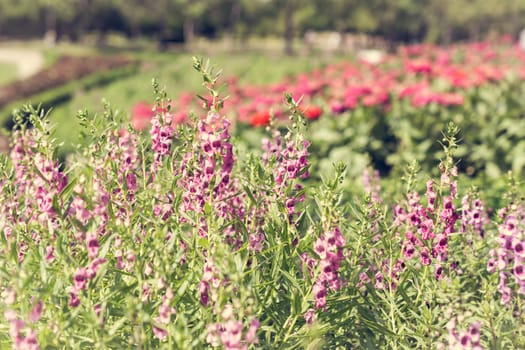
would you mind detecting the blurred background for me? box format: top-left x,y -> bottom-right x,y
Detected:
2,0 -> 525,51
1,0 -> 525,155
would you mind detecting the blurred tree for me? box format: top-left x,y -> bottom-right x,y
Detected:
284,0 -> 298,55
0,0 -> 40,37
318,0 -> 381,49
114,0 -> 155,39
83,0 -> 128,46
223,0 -> 268,47
148,0 -> 220,48
180,0 -> 200,45
266,0 -> 300,55
37,0 -> 76,43
374,0 -> 428,44
0,0 -> 38,19
1,0 -> 524,47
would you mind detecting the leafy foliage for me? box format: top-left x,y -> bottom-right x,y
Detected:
0,56 -> 525,349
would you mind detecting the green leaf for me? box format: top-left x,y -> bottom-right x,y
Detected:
99,234 -> 114,259
59,176 -> 78,200
108,316 -> 128,336
198,237 -> 209,249
243,185 -> 257,206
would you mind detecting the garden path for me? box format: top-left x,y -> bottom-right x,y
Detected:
0,47 -> 45,79
0,47 -> 45,153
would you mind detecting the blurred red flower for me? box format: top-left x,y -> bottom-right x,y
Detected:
301,105 -> 322,120
131,101 -> 154,131
250,111 -> 271,127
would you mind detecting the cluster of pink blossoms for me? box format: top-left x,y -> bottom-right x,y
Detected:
395,177 -> 459,280
178,111 -> 243,242
460,194 -> 489,237
5,129 -> 68,263
199,257 -> 222,307
4,310 -> 39,350
438,316 -> 483,350
150,108 -> 174,168
69,257 -> 106,308
487,205 -> 525,304
261,130 -> 309,225
152,288 -> 176,340
144,109 -> 177,223
206,304 -> 259,350
311,227 -> 346,309
366,257 -> 406,291
3,295 -> 42,350
67,130 -> 140,308
177,112 -> 245,311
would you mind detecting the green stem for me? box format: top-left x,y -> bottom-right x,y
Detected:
388,289 -> 399,350
415,265 -> 429,305
281,314 -> 299,345
489,315 -> 498,350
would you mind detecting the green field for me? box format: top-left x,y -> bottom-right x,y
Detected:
0,62 -> 18,86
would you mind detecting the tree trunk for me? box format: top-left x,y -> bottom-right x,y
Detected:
284,0 -> 294,55
70,0 -> 90,42
126,13 -> 142,41
43,9 -> 57,45
97,29 -> 108,47
228,2 -> 241,49
183,17 -> 195,48
336,17 -> 347,52
441,21 -> 452,45
469,21 -> 481,41
338,31 -> 348,52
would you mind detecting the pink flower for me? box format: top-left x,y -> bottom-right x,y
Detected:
86,233 -> 99,259
435,265 -> 444,280
29,300 -> 43,323
69,291 -> 80,308
45,246 -> 54,263
87,258 -> 106,279
405,59 -> 433,74
421,247 -> 431,266
152,324 -> 168,340
19,329 -> 40,350
313,239 -> 327,259
245,319 -> 260,344
220,320 -> 243,349
515,241 -> 525,258
469,321 -> 481,344
514,262 -> 525,281
73,268 -> 87,290
304,309 -> 316,325
131,102 -> 154,131
460,332 -> 471,346
4,288 -> 16,305
330,100 -> 346,114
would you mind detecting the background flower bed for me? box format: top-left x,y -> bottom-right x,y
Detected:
124,41 -> 525,199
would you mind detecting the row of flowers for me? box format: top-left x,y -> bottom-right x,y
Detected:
131,40 -> 525,129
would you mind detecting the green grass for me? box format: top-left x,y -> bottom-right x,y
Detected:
44,49 -> 342,153
0,62 -> 19,86
0,40 -> 347,155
